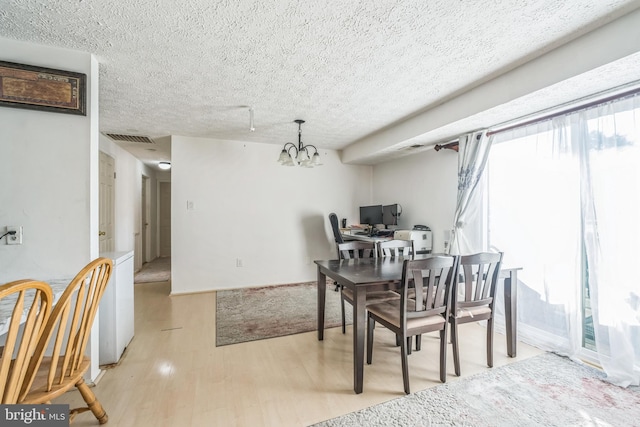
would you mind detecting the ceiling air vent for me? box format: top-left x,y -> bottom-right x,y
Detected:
105,133 -> 154,144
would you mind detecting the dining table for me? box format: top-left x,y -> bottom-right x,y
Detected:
315,255 -> 521,394
0,278 -> 71,338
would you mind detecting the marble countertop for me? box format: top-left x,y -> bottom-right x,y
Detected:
0,278 -> 71,336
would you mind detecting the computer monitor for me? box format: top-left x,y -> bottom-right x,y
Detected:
383,204 -> 401,226
359,205 -> 383,226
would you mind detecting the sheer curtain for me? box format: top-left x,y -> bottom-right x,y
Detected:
488,93 -> 640,387
489,119 -> 582,356
576,96 -> 640,387
449,130 -> 493,255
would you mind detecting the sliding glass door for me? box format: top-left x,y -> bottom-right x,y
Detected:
486,93 -> 640,386
487,122 -> 582,355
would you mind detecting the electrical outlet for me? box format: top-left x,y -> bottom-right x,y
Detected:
236,258 -> 243,267
6,226 -> 23,245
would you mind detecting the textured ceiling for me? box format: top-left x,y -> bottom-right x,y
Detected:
2,0 -> 640,166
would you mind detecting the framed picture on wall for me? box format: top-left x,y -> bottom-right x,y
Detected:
0,60 -> 86,116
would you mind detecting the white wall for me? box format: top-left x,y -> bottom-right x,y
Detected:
372,148 -> 458,253
0,37 -> 103,380
171,136 -> 372,293
0,37 -> 99,282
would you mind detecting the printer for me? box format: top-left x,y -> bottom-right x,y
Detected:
394,226 -> 433,254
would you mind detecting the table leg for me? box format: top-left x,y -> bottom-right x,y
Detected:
353,286 -> 366,394
317,269 -> 326,341
504,271 -> 517,357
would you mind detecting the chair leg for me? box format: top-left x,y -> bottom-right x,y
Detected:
340,294 -> 346,334
400,334 -> 410,394
416,334 -> 422,351
439,327 -> 448,383
75,377 -> 108,424
367,314 -> 374,364
451,320 -> 461,376
406,336 -> 412,355
487,317 -> 494,368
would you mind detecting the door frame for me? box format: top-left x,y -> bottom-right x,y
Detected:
99,151 -> 115,253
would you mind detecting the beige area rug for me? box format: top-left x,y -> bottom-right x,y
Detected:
134,256 -> 171,283
216,281 -> 351,346
311,352 -> 640,427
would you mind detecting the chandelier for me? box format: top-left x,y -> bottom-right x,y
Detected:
277,119 -> 321,167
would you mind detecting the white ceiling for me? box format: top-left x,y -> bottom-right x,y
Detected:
2,0 -> 640,168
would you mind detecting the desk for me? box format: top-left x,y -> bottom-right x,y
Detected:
315,256 -> 520,394
340,232 -> 392,243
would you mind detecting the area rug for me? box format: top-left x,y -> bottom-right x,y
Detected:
134,256 -> 171,283
216,281 -> 350,346
311,352 -> 640,427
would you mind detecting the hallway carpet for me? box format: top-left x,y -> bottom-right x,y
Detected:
134,256 -> 171,283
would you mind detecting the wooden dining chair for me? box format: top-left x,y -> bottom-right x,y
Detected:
0,280 -> 53,404
338,241 -> 400,334
449,251 -> 503,376
21,257 -> 113,424
366,255 -> 458,394
377,239 -> 414,258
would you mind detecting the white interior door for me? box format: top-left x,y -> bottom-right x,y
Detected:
141,176 -> 149,263
99,152 -> 115,253
159,181 -> 171,257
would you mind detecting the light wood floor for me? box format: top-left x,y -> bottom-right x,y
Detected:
57,281 -> 543,427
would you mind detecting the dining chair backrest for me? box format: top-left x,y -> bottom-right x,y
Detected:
0,280 -> 53,404
21,257 -> 112,399
399,255 -> 458,324
455,252 -> 503,310
337,241 -> 376,260
378,239 -> 414,258
449,252 -> 503,377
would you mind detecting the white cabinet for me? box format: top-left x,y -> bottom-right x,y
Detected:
99,250 -> 134,365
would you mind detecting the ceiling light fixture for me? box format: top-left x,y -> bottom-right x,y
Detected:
277,119 -> 321,168
158,161 -> 171,170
